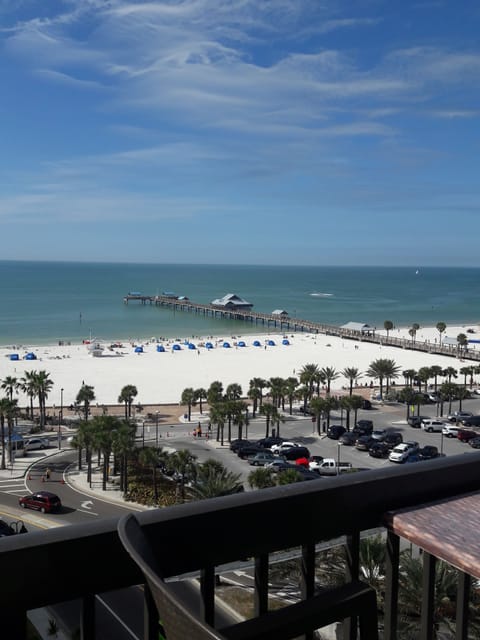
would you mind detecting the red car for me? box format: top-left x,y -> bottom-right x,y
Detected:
457,429 -> 480,442
19,491 -> 62,514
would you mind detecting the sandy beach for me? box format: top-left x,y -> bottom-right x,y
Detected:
1,323 -> 479,409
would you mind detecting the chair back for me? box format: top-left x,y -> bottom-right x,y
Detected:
118,513 -> 227,640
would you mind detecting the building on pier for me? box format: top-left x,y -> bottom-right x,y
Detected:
210,293 -> 253,311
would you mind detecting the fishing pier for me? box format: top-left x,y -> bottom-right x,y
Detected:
123,293 -> 480,362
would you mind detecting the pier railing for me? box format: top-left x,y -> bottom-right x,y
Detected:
3,453 -> 480,638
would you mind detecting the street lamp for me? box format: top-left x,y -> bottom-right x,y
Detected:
440,428 -> 445,456
155,412 -> 159,446
337,442 -> 343,476
58,388 -> 64,450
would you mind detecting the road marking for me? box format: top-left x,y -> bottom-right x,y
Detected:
81,500 -> 94,509
96,595 -> 139,639
77,508 -> 99,516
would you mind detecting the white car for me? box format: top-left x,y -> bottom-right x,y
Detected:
270,441 -> 299,454
389,442 -> 419,463
24,437 -> 50,451
421,419 -> 446,433
442,425 -> 461,438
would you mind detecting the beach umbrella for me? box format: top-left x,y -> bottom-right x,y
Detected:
282,339 -> 290,345
267,340 -> 276,346
205,342 -> 213,349
156,345 -> 165,352
134,346 -> 144,353
223,342 -> 231,348
237,341 -> 246,347
10,354 -> 19,361
253,340 -> 261,347
188,343 -> 196,349
172,344 -> 182,351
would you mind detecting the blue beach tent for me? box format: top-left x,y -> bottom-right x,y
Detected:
24,352 -> 37,360
253,340 -> 261,347
223,342 -> 231,348
134,346 -> 144,353
188,343 -> 196,350
205,342 -> 213,349
172,344 -> 182,351
282,339 -> 290,345
10,354 -> 19,361
156,345 -> 165,352
237,341 -> 246,347
267,340 -> 276,346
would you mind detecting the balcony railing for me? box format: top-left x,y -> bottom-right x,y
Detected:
2,453 -> 480,639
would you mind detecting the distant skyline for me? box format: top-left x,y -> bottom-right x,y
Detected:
1,1 -> 479,266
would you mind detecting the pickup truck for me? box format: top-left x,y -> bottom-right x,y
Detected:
309,458 -> 353,476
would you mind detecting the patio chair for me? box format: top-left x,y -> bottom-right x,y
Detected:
118,513 -> 379,640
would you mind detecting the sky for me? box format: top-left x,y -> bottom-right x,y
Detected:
1,0 -> 479,266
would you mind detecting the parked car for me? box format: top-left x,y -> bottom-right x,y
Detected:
237,444 -> 267,459
255,437 -> 284,449
457,429 -> 480,442
384,432 -> 403,449
407,415 -> 428,428
428,392 -> 440,402
18,491 -> 62,513
266,460 -> 298,473
442,425 -> 461,438
355,435 -> 376,451
24,437 -> 50,451
354,420 -> 374,435
327,425 -> 346,440
369,442 -> 390,458
468,437 -> 480,449
339,432 -> 357,446
282,446 -> 311,461
249,452 -> 276,466
371,429 -> 387,441
362,399 -> 372,410
420,419 -> 446,433
461,416 -> 480,428
418,445 -> 439,460
270,441 -> 299,454
389,441 -> 419,463
447,411 -> 473,423
230,439 -> 254,453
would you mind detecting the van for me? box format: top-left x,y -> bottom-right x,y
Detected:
420,419 -> 446,433
282,446 -> 311,461
461,415 -> 480,427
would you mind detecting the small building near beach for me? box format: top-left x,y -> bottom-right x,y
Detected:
272,309 -> 289,317
341,322 -> 376,336
211,293 -> 253,311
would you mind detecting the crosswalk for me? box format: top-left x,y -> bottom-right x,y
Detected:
0,477 -> 27,496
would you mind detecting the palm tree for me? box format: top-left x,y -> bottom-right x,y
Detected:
277,468 -> 304,485
139,446 -> 163,502
180,387 -> 196,421
440,382 -> 458,415
416,367 -> 431,393
443,366 -> 457,383
112,421 -> 136,492
90,415 -> 119,490
259,402 -> 280,438
209,402 -> 227,445
341,367 -> 361,396
384,320 -> 394,338
168,449 -> 197,503
19,371 -> 37,420
207,381 -> 223,406
249,378 -> 268,410
0,398 -> 16,470
397,387 -> 419,421
402,369 -> 417,387
457,333 -> 468,355
76,384 -> 95,422
320,366 -> 339,395
118,385 -> 138,419
299,364 -> 320,409
248,467 -> 275,490
284,377 -> 298,415
194,388 -> 207,414
429,366 -> 444,391
34,370 -> 54,428
190,460 -> 243,499
268,377 -> 285,408
408,328 -> 417,343
225,383 -> 242,401
322,396 -> 339,430
1,376 -> 18,402
366,359 -> 400,398
310,396 -> 327,434
436,322 -> 447,346
459,366 -> 473,388
348,395 -> 365,427
456,385 -> 470,412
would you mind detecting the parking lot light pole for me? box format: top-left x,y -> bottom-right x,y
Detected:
337,442 -> 342,475
155,412 -> 159,446
440,429 -> 444,456
58,388 -> 64,450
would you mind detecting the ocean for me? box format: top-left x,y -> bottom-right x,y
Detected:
1,261 -> 479,346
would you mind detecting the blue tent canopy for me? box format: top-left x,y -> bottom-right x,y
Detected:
134,346 -> 144,353
253,340 -> 261,347
267,340 -> 276,346
10,354 -> 19,361
237,341 -> 246,347
24,352 -> 37,360
172,344 -> 182,351
223,342 -> 231,348
156,345 -> 165,352
282,339 -> 290,345
188,343 -> 196,349
205,342 -> 213,349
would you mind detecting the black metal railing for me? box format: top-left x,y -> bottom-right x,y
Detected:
2,453 -> 480,639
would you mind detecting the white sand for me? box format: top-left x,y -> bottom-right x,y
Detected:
1,324 -> 478,407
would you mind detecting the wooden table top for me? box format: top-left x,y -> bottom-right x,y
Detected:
384,491 -> 480,578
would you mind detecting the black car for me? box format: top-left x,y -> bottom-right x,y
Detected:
361,399 -> 372,410
407,416 -> 425,428
282,446 -> 311,461
237,444 -> 269,459
355,435 -> 376,451
353,420 -> 374,436
339,432 -> 357,446
230,439 -> 254,453
327,425 -> 346,440
369,442 -> 390,458
418,445 -> 439,460
256,437 -> 284,449
469,437 -> 480,449
384,432 -> 403,449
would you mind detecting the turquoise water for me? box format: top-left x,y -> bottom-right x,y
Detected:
1,261 -> 479,345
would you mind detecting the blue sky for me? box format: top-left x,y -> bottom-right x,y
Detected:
1,0 -> 479,265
